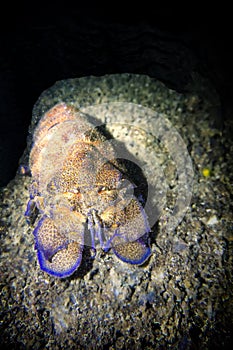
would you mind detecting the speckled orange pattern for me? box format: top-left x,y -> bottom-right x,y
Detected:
26,103 -> 151,277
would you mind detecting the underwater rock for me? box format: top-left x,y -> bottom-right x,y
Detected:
1,74 -> 232,349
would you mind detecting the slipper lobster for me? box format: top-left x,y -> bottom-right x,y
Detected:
25,103 -> 151,277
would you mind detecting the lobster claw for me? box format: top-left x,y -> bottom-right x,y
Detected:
33,216 -> 84,278
104,198 -> 151,265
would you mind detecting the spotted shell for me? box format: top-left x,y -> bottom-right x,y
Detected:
26,103 -> 151,277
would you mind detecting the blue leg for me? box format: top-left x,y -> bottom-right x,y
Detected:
25,199 -> 37,224
87,211 -> 97,258
102,228 -> 123,252
92,210 -> 105,248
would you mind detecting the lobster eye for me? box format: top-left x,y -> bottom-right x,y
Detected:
98,186 -> 106,194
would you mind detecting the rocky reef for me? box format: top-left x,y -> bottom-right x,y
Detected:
1,74 -> 232,349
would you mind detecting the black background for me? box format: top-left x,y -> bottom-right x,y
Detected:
0,3 -> 232,186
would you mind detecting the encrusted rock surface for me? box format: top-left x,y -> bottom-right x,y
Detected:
1,74 -> 232,349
